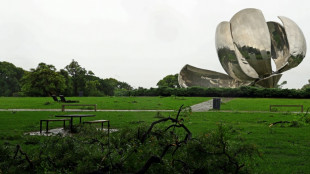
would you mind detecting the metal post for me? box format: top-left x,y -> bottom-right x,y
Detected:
40,120 -> 42,134
70,117 -> 73,132
46,121 -> 49,133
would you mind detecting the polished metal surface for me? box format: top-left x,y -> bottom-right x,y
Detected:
179,8 -> 306,89
178,64 -> 250,88
255,74 -> 282,88
267,21 -> 290,71
277,16 -> 307,73
215,22 -> 258,81
230,8 -> 272,77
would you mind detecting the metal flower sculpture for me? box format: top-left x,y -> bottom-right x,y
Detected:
179,8 -> 307,88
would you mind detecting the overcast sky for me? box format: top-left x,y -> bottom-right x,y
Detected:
0,0 -> 309,89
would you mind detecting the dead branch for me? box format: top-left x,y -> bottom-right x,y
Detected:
136,105 -> 192,174
136,156 -> 161,174
165,124 -> 192,141
140,105 -> 185,143
300,107 -> 310,120
172,159 -> 190,171
14,144 -> 34,169
269,121 -> 291,127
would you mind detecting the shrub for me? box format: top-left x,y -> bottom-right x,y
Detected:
124,86 -> 310,98
0,109 -> 259,173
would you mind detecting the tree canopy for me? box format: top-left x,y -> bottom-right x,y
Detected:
0,61 -> 24,96
0,60 -> 133,96
21,63 -> 66,96
156,74 -> 180,88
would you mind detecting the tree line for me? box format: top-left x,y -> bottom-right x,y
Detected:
0,60 -> 133,97
1,60 -> 310,97
118,86 -> 310,98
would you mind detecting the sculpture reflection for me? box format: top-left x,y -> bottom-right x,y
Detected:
179,8 -> 307,88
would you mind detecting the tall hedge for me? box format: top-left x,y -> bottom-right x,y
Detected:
124,86 -> 310,98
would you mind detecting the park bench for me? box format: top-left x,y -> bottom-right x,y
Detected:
40,119 -> 70,133
269,105 -> 303,112
61,104 -> 97,112
83,120 -> 110,130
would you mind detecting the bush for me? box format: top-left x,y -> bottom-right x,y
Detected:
0,117 -> 259,174
124,86 -> 310,98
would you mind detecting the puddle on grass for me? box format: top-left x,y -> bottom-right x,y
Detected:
26,127 -> 118,136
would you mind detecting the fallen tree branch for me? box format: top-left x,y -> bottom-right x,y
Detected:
269,121 -> 291,127
140,105 -> 184,143
136,156 -> 161,174
14,144 -> 34,169
299,107 -> 310,120
136,105 -> 192,174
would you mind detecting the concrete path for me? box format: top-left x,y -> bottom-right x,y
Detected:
1,98 -> 300,113
190,100 -> 213,112
0,108 -> 302,114
0,109 -> 174,112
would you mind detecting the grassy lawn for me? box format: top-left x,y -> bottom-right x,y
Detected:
221,98 -> 310,112
0,110 -> 309,173
1,97 -> 310,173
0,96 -> 210,110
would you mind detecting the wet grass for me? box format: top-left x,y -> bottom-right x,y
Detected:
1,97 -> 310,173
0,110 -> 309,173
221,98 -> 310,112
0,96 -> 210,110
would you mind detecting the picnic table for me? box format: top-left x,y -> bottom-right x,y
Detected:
55,114 -> 96,131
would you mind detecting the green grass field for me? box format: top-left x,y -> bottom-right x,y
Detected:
0,96 -> 210,110
0,97 -> 310,173
221,98 -> 310,112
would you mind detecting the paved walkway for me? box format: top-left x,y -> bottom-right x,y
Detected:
0,98 -> 302,113
0,108 -> 302,114
0,99 -> 215,112
0,109 -> 174,112
190,100 -> 213,112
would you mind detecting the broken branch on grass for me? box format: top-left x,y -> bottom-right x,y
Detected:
14,144 -> 34,169
140,105 -> 185,143
269,121 -> 291,127
136,105 -> 193,174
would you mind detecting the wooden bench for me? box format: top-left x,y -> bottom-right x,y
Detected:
40,119 -> 70,133
83,120 -> 110,130
61,104 -> 97,112
270,105 -> 303,112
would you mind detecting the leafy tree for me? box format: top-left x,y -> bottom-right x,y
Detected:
97,78 -> 133,96
65,60 -> 88,96
301,79 -> 310,90
59,69 -> 73,96
64,60 -> 133,96
21,63 -> 66,96
99,78 -> 119,96
276,81 -> 287,89
117,81 -> 133,90
157,74 -> 180,88
85,80 -> 104,96
0,61 -> 24,96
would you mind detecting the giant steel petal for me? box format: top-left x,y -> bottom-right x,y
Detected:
277,16 -> 307,73
215,21 -> 258,81
267,22 -> 290,71
255,74 -> 282,88
230,8 -> 272,77
178,64 -> 250,88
